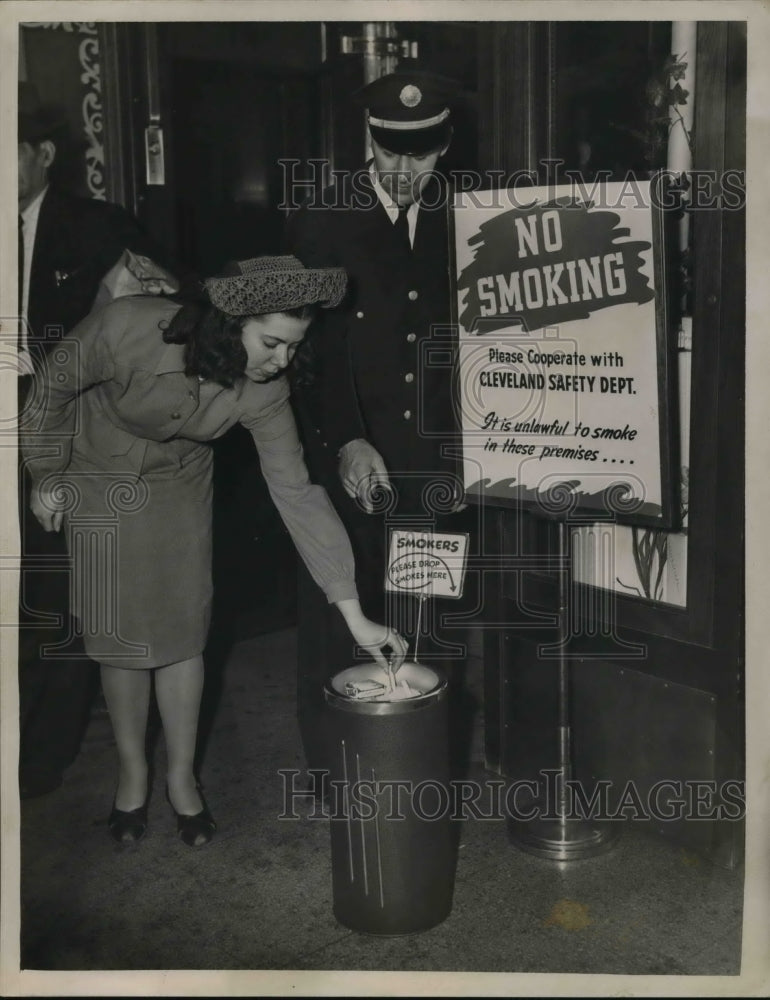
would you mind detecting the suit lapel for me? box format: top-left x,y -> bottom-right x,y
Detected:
412,175 -> 448,251
30,189 -> 65,278
27,190 -> 61,341
412,175 -> 451,289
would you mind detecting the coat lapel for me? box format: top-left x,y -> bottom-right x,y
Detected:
28,190 -> 58,294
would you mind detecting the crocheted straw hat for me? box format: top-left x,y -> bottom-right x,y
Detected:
204,256 -> 347,316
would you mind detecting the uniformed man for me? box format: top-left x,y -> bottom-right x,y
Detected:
286,71 -> 478,785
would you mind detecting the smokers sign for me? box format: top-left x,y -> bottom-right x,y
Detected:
385,530 -> 469,599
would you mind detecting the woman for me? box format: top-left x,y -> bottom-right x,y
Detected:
22,255 -> 406,847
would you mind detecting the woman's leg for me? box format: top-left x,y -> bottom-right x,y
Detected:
154,655 -> 205,816
100,663 -> 151,811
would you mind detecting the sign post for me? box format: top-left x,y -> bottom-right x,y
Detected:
508,520 -> 621,860
451,180 -> 674,859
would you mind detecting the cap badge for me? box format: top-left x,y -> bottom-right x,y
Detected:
399,84 -> 422,108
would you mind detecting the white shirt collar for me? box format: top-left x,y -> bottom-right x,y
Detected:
21,184 -> 48,229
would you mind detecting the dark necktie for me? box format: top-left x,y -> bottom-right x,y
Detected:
393,205 -> 411,253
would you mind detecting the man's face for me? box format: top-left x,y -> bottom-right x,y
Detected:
18,140 -> 54,211
371,137 -> 448,207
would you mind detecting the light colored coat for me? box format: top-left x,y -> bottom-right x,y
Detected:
21,295 -> 357,667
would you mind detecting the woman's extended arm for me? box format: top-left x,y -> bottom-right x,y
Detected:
243,384 -> 406,669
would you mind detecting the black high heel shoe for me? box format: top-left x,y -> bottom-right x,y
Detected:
108,800 -> 148,843
166,786 -> 216,847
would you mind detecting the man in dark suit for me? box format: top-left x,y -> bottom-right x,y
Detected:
17,82 -> 164,798
286,71 -> 478,782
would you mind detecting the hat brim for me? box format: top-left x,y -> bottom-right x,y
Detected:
369,121 -> 452,156
204,265 -> 347,317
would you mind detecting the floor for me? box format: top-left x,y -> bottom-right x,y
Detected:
15,625 -> 745,989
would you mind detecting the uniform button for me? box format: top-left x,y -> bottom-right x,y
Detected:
408,290 -> 418,301
407,332 -> 416,343
404,373 -> 414,383
356,310 -> 364,319
170,411 -> 181,419
403,410 -> 412,420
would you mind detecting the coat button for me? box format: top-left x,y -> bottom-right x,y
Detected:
403,410 -> 412,420
407,290 -> 418,301
170,411 -> 181,419
404,373 -> 414,383
356,310 -> 364,318
406,332 -> 416,342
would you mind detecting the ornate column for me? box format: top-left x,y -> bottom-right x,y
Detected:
20,22 -> 106,200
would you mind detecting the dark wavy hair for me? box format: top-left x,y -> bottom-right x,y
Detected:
161,278 -> 317,388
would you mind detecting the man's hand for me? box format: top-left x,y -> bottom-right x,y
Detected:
338,438 -> 391,513
30,483 -> 64,532
124,249 -> 179,295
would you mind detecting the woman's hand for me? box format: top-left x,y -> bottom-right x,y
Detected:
335,599 -> 408,670
347,616 -> 408,671
30,483 -> 64,532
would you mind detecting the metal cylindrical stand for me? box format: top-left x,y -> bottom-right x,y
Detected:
508,522 -> 620,861
324,662 -> 455,935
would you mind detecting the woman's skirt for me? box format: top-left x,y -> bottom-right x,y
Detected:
62,438 -> 214,669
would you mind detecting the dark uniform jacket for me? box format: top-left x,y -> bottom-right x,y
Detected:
286,170 -> 460,515
25,188 -> 161,361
